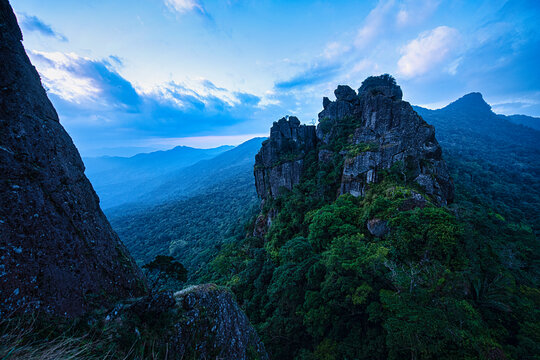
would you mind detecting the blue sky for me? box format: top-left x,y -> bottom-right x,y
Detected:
11,0 -> 540,156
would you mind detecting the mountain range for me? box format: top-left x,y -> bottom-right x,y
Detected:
105,91 -> 539,279
84,144 -> 233,209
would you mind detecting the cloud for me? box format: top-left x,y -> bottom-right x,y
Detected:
274,63 -> 343,90
397,26 -> 460,78
19,13 -> 67,41
29,51 -> 139,110
274,0 -> 443,92
355,0 -> 396,49
396,0 -> 440,27
165,0 -> 206,15
28,50 -> 274,155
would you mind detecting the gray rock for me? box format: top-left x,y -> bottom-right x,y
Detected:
0,0 -> 146,318
254,117 -> 317,199
173,285 -> 268,360
367,218 -> 389,237
254,75 -> 454,207
106,286 -> 268,359
320,75 -> 454,205
334,85 -> 357,101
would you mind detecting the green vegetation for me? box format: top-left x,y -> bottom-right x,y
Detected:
110,171 -> 260,279
206,130 -> 539,359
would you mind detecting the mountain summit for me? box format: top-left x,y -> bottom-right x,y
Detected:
255,74 -> 453,207
442,92 -> 493,114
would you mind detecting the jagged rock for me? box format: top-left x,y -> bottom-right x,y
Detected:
254,116 -> 317,199
319,75 -> 454,205
335,85 -> 357,101
0,0 -> 146,317
367,218 -> 389,237
254,75 -> 454,207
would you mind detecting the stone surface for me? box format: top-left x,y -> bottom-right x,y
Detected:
107,285 -> 268,359
254,116 -> 317,199
0,0 -> 146,317
318,75 -> 454,205
367,218 -> 390,237
254,75 -> 454,207
173,284 -> 268,359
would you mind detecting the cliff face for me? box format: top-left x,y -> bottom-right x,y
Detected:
254,116 -> 317,199
0,0 -> 146,317
254,75 -> 453,206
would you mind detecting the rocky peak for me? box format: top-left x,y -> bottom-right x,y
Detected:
334,85 -> 357,101
0,0 -> 146,317
254,74 -> 454,207
443,92 -> 492,114
254,117 -> 317,200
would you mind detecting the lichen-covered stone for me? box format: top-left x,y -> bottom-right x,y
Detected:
0,0 -> 146,317
367,218 -> 389,237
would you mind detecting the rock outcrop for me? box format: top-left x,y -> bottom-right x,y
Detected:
254,75 -> 453,206
108,285 -> 268,360
0,0 -> 146,317
254,116 -> 317,199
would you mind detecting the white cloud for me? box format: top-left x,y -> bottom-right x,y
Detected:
164,0 -> 205,15
397,26 -> 459,78
28,51 -> 101,103
396,0 -> 440,27
355,0 -> 395,49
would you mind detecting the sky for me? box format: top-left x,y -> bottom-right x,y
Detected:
10,0 -> 540,157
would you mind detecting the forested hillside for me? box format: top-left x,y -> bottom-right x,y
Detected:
108,138 -> 265,275
203,77 -> 539,359
415,93 -> 540,235
84,145 -> 233,209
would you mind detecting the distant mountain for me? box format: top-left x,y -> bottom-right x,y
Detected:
138,137 -> 266,204
107,137 -> 266,273
504,114 -> 540,131
84,145 -> 233,209
414,92 -> 540,231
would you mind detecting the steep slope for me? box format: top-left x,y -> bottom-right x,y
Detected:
108,138 -> 264,274
84,145 -> 233,209
414,93 -> 540,232
208,76 -> 538,359
0,0 -> 146,317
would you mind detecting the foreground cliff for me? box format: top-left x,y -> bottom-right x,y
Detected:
0,0 -> 148,317
255,75 -> 453,208
0,2 -> 268,358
